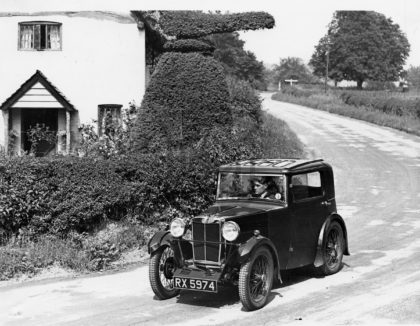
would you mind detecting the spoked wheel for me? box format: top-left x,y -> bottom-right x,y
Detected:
149,246 -> 180,299
319,221 -> 344,275
239,246 -> 274,311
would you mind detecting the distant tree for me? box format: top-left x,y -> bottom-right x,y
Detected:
310,11 -> 410,89
274,57 -> 318,86
210,32 -> 265,88
407,65 -> 420,89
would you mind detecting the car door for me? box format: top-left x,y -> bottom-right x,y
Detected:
287,170 -> 328,268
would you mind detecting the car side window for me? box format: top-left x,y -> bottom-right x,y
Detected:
291,171 -> 323,201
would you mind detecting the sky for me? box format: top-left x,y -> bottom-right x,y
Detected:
2,0 -> 420,68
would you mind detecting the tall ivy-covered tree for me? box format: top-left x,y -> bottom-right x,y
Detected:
131,11 -> 274,152
310,11 -> 410,89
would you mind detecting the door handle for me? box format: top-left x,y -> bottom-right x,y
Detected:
321,201 -> 331,207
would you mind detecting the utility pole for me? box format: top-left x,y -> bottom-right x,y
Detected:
324,49 -> 329,93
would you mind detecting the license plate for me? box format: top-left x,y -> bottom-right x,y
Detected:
173,277 -> 217,292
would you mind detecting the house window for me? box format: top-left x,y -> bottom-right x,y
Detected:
98,104 -> 122,136
19,22 -> 62,51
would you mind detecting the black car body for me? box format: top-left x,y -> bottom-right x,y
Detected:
148,159 -> 349,310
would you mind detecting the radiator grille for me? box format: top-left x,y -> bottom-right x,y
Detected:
192,220 -> 221,263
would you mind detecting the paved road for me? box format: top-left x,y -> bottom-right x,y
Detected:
1,94 -> 420,325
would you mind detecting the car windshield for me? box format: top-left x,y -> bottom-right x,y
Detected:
216,172 -> 287,202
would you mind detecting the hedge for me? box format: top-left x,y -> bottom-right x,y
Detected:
163,39 -> 215,53
0,157 -> 131,235
340,91 -> 420,118
0,140 -> 261,237
281,86 -> 317,98
132,51 -> 232,151
134,11 -> 275,40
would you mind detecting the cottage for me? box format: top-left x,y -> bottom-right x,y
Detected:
0,11 -> 146,156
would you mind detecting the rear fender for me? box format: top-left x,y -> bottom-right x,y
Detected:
314,214 -> 350,267
238,236 -> 282,283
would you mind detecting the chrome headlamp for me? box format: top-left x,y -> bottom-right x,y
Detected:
222,221 -> 240,241
170,218 -> 186,238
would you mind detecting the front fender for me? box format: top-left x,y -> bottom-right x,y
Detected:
314,214 -> 350,267
147,230 -> 173,255
238,236 -> 282,283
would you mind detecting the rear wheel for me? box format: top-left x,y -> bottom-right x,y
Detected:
149,246 -> 180,299
239,246 -> 274,311
319,221 -> 344,275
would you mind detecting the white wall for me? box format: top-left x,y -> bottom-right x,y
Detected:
0,12 -> 145,147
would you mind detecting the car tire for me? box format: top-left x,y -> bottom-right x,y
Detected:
239,246 -> 274,311
149,245 -> 180,300
319,221 -> 344,275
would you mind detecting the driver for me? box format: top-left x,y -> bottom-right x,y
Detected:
251,176 -> 282,199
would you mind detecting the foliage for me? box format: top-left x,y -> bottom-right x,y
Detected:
226,75 -> 262,123
132,51 -> 232,152
407,65 -> 420,89
26,123 -> 57,156
210,32 -> 265,88
274,57 -> 318,85
135,11 -> 275,40
364,80 -> 398,91
163,39 -> 215,53
78,104 -> 137,158
310,11 -> 410,89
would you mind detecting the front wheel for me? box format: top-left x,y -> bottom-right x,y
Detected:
319,221 -> 344,275
239,246 -> 274,311
149,246 -> 180,299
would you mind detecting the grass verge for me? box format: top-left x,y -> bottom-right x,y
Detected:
271,91 -> 420,137
0,220 -> 159,282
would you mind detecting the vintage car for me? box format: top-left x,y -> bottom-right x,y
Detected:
148,159 -> 349,310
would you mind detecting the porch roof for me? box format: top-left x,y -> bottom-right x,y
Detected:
0,70 -> 76,112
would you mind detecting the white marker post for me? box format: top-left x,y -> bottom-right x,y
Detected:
284,79 -> 298,86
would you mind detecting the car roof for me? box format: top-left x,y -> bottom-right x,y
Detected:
218,159 -> 330,174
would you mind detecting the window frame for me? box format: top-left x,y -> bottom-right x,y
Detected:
97,104 -> 123,137
18,21 -> 62,51
216,172 -> 288,204
290,171 -> 324,203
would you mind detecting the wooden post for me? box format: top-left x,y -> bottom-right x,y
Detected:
66,110 -> 71,155
4,110 -> 9,155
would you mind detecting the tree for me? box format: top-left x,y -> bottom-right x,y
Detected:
407,65 -> 420,89
273,57 -> 318,86
310,11 -> 410,89
210,32 -> 265,88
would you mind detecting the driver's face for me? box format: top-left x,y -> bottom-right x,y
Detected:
254,182 -> 267,194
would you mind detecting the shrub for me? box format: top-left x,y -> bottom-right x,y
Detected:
226,76 -> 262,123
78,103 -> 137,159
132,52 -> 232,152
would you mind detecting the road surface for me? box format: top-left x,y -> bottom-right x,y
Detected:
1,94 -> 419,325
